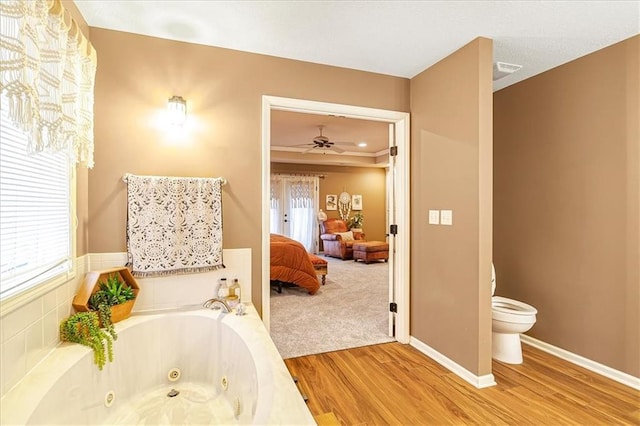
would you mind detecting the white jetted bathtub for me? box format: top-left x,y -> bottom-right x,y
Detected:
1,305 -> 314,425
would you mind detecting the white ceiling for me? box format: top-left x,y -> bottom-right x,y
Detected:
76,1 -> 638,88
75,0 -> 639,166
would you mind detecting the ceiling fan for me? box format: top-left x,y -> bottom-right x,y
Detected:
295,125 -> 355,154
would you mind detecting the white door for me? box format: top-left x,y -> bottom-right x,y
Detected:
387,123 -> 397,337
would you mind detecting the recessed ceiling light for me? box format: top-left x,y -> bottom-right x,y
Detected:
358,142 -> 367,147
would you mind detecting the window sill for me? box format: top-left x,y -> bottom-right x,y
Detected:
0,257 -> 83,318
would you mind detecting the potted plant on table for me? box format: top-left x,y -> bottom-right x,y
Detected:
348,212 -> 364,233
60,267 -> 140,369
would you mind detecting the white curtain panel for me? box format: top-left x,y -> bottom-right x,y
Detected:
288,176 -> 318,252
270,174 -> 319,252
270,175 -> 283,235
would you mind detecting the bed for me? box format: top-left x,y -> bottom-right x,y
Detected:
270,234 -> 320,295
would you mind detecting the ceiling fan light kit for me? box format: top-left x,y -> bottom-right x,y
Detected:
298,125 -> 356,154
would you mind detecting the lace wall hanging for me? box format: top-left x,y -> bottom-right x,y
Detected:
0,0 -> 97,167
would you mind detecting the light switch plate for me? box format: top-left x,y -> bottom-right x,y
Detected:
440,210 -> 453,226
428,210 -> 440,225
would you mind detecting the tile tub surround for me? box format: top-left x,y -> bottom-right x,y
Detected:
0,249 -> 252,397
89,249 -> 252,313
1,306 -> 315,425
0,256 -> 87,396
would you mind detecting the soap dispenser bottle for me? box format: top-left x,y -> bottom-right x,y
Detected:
217,278 -> 229,299
227,278 -> 241,308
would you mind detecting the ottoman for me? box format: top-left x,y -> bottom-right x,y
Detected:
308,253 -> 328,285
353,241 -> 389,264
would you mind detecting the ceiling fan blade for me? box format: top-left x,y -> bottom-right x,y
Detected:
301,146 -> 317,154
332,141 -> 356,146
329,146 -> 345,153
292,143 -> 314,147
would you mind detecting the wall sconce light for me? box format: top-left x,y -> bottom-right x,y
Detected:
167,95 -> 187,126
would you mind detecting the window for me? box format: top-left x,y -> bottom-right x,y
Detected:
0,96 -> 74,301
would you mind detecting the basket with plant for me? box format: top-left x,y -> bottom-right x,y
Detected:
63,267 -> 140,369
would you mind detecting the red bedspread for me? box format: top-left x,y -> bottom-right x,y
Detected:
270,234 -> 320,295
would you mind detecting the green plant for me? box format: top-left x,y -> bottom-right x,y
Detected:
97,303 -> 116,338
348,212 -> 364,229
74,272 -> 134,369
60,311 -> 117,370
88,273 -> 136,310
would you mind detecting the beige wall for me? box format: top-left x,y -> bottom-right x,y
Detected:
270,163 -> 387,243
88,28 -> 409,314
9,1 -> 635,391
494,36 -> 640,377
410,38 -> 494,376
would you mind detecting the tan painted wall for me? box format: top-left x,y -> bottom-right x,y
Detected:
88,28 -> 409,314
270,163 -> 387,243
494,36 -> 640,377
410,38 -> 494,376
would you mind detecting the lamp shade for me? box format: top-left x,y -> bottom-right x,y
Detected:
168,95 -> 187,125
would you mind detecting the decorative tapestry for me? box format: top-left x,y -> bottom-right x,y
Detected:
126,174 -> 224,277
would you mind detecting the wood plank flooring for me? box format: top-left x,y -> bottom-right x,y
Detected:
285,342 -> 640,425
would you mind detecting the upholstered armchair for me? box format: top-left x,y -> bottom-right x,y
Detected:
320,218 -> 365,260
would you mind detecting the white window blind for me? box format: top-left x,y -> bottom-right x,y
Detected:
0,97 -> 72,300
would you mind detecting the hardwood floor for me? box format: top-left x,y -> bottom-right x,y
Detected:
285,342 -> 640,425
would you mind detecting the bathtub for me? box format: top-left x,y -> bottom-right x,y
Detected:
1,305 -> 315,425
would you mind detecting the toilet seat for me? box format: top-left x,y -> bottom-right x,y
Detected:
492,296 -> 537,324
492,296 -> 537,315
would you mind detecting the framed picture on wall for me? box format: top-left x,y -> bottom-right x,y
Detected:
352,194 -> 363,210
326,194 -> 337,211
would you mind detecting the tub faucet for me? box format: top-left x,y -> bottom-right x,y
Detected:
203,298 -> 231,312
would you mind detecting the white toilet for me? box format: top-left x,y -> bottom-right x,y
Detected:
491,264 -> 537,364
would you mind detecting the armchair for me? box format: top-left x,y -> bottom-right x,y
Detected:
320,218 -> 365,260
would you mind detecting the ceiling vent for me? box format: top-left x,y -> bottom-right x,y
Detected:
493,62 -> 522,81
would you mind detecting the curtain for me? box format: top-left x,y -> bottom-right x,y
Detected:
0,0 -> 97,168
288,176 -> 318,252
270,174 -> 319,252
270,175 -> 283,235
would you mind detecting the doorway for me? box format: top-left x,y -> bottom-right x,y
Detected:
261,96 -> 410,344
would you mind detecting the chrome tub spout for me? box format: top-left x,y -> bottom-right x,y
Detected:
203,298 -> 231,312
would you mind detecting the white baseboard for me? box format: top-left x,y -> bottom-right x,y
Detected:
409,337 -> 496,389
521,335 -> 640,391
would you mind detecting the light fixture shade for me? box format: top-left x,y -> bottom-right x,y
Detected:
168,95 -> 187,125
493,62 -> 522,81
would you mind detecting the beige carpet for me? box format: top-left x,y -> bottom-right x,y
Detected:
270,256 -> 394,359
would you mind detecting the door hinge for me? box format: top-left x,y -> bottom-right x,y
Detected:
389,224 -> 398,235
389,302 -> 397,313
390,146 -> 398,157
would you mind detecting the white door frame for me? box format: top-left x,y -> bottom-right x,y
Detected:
261,95 -> 411,344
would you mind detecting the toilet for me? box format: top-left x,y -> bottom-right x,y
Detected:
491,264 -> 537,364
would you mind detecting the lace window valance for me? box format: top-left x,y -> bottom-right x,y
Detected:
0,0 -> 97,168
